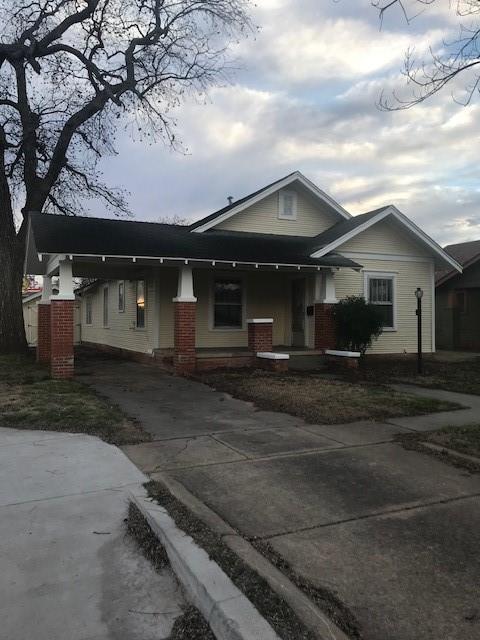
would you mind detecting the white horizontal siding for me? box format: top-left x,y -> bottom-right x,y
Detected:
335,258 -> 433,354
80,279 -> 155,354
215,188 -> 338,236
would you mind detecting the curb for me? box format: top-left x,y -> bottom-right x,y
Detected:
151,472 -> 350,640
129,488 -> 280,640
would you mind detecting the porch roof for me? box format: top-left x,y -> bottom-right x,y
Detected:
26,213 -> 362,274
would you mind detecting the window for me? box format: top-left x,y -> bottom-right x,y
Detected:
365,273 -> 395,330
213,279 -> 243,329
85,297 -> 93,325
136,280 -> 146,328
278,189 -> 297,220
118,281 -> 125,312
103,287 -> 109,327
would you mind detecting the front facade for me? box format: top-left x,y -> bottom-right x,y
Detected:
24,171 -> 461,377
436,240 -> 480,351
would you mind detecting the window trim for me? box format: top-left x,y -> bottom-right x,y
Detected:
85,296 -> 93,326
278,189 -> 298,221
102,285 -> 109,328
118,280 -> 125,313
209,273 -> 246,332
363,271 -> 397,332
135,280 -> 146,330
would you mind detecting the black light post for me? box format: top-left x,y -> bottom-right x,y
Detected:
415,287 -> 424,374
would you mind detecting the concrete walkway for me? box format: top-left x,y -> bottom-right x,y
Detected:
0,427 -> 187,640
82,357 -> 480,640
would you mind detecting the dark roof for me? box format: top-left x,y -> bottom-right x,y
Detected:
188,172 -> 298,230
29,213 -> 362,269
309,207 -> 389,253
436,240 -> 480,285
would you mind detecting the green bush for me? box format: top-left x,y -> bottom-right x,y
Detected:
333,296 -> 384,356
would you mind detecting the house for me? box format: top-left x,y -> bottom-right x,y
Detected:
436,240 -> 480,351
24,171 -> 461,378
22,289 -> 81,348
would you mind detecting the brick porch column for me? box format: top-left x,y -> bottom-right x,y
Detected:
173,266 -> 197,375
248,319 -> 273,353
50,259 -> 75,379
50,299 -> 75,379
36,275 -> 52,364
314,270 -> 337,351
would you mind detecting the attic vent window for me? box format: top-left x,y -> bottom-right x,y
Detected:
278,190 -> 297,220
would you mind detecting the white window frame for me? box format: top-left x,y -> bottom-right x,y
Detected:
209,273 -> 246,332
135,280 -> 146,330
363,271 -> 397,332
118,280 -> 125,313
85,296 -> 93,325
102,285 -> 109,328
278,189 -> 298,220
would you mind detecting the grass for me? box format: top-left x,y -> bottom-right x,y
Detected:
353,355 -> 480,396
199,370 -> 460,424
0,353 -> 150,445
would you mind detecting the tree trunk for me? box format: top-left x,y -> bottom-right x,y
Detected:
0,231 -> 28,354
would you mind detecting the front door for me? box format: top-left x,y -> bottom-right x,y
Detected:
291,278 -> 306,347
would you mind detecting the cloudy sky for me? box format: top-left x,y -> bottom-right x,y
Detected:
97,0 -> 480,247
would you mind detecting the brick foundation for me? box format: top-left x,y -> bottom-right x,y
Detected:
256,358 -> 289,372
314,303 -> 336,351
174,301 -> 196,374
248,321 -> 273,354
50,299 -> 74,379
36,303 -> 51,364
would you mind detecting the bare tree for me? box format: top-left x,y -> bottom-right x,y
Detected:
371,0 -> 480,109
0,0 -> 251,353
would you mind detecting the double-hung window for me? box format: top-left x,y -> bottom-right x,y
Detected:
118,281 -> 125,312
136,281 -> 146,329
103,286 -> 109,327
366,273 -> 395,330
213,279 -> 243,329
85,297 -> 93,325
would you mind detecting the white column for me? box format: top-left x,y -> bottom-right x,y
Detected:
172,265 -> 197,302
51,259 -> 75,300
314,270 -> 338,304
40,275 -> 52,304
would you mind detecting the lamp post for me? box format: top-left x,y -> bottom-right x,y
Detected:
415,287 -> 424,374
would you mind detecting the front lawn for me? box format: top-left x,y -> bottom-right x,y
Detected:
199,370 -> 460,424
0,354 -> 150,445
353,355 -> 480,396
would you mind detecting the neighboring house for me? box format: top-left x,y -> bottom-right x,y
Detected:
436,240 -> 480,351
24,171 -> 461,378
22,290 -> 81,347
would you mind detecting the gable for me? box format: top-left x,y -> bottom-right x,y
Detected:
337,217 -> 431,258
214,187 -> 340,237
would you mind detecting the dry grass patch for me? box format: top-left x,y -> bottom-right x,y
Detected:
0,354 -> 150,445
200,370 -> 459,424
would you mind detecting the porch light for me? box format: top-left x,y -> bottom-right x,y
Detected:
415,287 -> 424,300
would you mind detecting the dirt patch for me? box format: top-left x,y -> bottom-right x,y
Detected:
397,426 -> 480,474
197,369 -> 459,425
0,354 -> 150,445
350,355 -> 480,396
169,606 -> 216,640
146,480 -> 362,640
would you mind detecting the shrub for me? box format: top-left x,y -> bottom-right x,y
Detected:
333,296 -> 384,356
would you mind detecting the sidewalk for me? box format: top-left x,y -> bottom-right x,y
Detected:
0,427 -> 187,640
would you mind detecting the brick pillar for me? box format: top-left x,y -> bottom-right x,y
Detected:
50,299 -> 75,379
314,303 -> 336,351
36,303 -> 51,364
174,301 -> 196,374
248,319 -> 273,353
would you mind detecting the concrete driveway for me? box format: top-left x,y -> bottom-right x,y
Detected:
82,356 -> 480,640
0,426 -> 187,640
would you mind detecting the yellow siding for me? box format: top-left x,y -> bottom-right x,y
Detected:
23,298 -> 38,346
81,279 -> 155,354
334,258 -> 434,354
215,188 -> 339,236
339,218 -> 430,256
